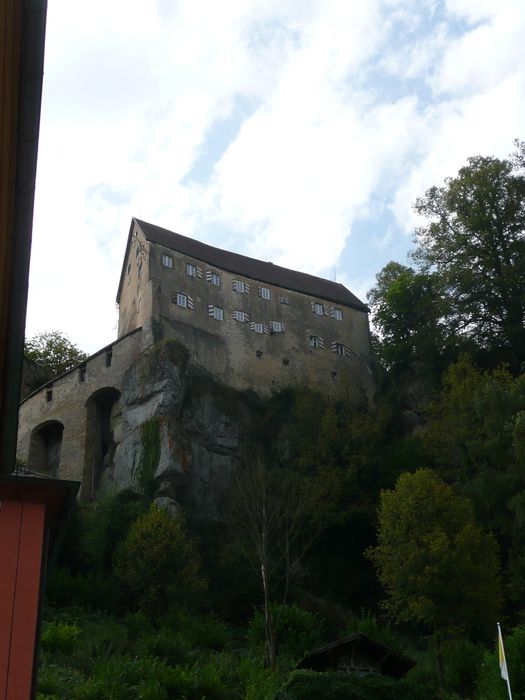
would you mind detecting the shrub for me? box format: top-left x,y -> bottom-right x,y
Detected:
164,609 -> 232,651
45,567 -> 121,611
113,505 -> 207,616
274,670 -> 436,700
247,604 -> 325,662
476,624 -> 525,699
40,622 -> 80,653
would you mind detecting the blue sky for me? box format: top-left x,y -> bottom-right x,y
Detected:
27,0 -> 525,353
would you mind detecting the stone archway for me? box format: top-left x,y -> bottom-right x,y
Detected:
28,420 -> 64,476
82,387 -> 121,500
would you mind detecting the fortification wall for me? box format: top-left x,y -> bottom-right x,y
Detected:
16,329 -> 142,495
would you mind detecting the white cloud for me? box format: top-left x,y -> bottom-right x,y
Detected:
27,0 -> 525,352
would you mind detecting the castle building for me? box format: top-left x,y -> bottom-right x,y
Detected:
119,219 -> 372,393
16,219 -> 373,498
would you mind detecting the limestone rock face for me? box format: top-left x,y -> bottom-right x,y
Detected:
101,339 -> 255,519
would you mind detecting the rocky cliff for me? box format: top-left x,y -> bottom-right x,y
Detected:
99,339 -> 258,518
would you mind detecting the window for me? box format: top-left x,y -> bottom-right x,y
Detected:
280,296 -> 289,305
233,279 -> 247,293
105,350 -> 113,367
79,366 -> 86,382
333,343 -> 345,355
127,263 -> 131,275
172,292 -> 193,309
46,389 -> 53,402
233,310 -> 248,322
256,351 -> 263,359
162,254 -> 173,269
313,302 -> 324,315
332,307 -> 343,320
208,304 -> 223,320
309,335 -> 324,349
260,287 -> 271,300
206,270 -> 221,286
186,263 -> 197,277
270,321 -> 285,333
282,358 -> 290,366
254,323 -> 264,334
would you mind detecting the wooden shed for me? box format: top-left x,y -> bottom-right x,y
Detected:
298,633 -> 415,679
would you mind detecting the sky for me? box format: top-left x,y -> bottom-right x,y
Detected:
26,0 -> 525,354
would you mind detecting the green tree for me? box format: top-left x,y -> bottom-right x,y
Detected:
368,469 -> 501,689
113,504 -> 207,616
367,261 -> 451,378
25,330 -> 88,380
413,141 -> 525,369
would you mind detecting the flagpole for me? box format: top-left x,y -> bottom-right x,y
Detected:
498,622 -> 513,700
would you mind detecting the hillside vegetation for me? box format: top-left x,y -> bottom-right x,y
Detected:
37,143 -> 525,699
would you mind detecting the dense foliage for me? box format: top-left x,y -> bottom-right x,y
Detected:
38,144 -> 525,699
25,330 -> 88,382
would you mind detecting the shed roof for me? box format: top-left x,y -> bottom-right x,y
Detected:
298,633 -> 415,679
117,218 -> 368,312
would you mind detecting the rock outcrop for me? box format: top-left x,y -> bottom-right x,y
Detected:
99,339 -> 257,519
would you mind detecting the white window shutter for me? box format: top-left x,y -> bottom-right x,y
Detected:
206,270 -> 212,282
331,341 -> 338,351
250,321 -> 255,330
324,305 -> 329,316
207,304 -> 214,316
232,280 -> 237,290
311,301 -> 315,312
245,313 -> 249,322
197,266 -> 202,278
330,307 -> 335,318
245,283 -> 250,294
345,345 -> 351,356
263,324 -> 269,334
282,322 -> 286,333
232,310 -> 237,320
258,286 -> 262,297
188,296 -> 194,310
318,337 -> 325,349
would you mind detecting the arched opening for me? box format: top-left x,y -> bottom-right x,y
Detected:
28,420 -> 64,476
83,387 -> 121,500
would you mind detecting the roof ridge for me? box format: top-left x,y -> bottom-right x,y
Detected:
134,219 -> 369,312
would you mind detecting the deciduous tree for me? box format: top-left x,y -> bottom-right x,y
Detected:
24,330 -> 88,380
413,141 -> 525,369
368,469 -> 501,688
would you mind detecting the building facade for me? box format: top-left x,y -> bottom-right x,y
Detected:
16,218 -> 373,495
118,219 -> 373,399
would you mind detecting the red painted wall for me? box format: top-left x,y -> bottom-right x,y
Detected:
0,496 -> 46,699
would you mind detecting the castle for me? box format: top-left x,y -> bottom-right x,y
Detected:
16,219 -> 373,501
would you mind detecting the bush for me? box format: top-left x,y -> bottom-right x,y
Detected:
113,505 -> 207,616
476,624 -> 525,699
274,670 -> 436,700
40,622 -> 80,653
164,609 -> 232,651
45,567 -> 121,611
247,604 -> 325,662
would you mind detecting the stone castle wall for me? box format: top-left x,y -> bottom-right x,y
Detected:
16,329 -> 142,495
144,238 -> 373,402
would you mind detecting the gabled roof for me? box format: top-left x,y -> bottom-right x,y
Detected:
117,218 -> 368,312
298,633 -> 415,679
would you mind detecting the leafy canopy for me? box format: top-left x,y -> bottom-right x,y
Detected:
413,141 -> 525,368
368,469 -> 501,639
25,330 -> 88,379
